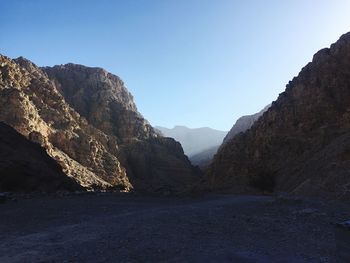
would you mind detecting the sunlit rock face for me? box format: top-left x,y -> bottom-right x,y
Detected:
205,32 -> 350,199
0,55 -> 199,193
43,64 -> 155,142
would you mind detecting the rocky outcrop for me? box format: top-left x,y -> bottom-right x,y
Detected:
0,122 -> 81,192
223,105 -> 270,143
0,55 -> 198,193
206,32 -> 350,199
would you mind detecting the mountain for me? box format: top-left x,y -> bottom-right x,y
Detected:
189,145 -> 220,167
188,106 -> 270,168
204,32 -> 350,199
155,126 -> 227,157
0,55 -> 199,193
0,122 -> 81,192
157,108 -> 270,168
223,105 -> 271,144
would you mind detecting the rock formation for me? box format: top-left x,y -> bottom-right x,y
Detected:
0,55 -> 199,193
0,122 -> 81,192
206,32 -> 350,199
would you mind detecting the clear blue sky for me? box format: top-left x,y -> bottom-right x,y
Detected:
1,0 -> 350,130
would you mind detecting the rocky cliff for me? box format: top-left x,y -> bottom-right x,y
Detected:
206,32 -> 350,199
0,55 -> 199,193
0,122 -> 81,192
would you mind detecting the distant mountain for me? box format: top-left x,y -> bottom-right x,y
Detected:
155,126 -> 227,158
204,32 -> 350,199
187,106 -> 270,168
223,104 -> 271,144
189,145 -> 219,167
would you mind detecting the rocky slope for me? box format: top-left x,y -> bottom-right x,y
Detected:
223,104 -> 270,144
0,55 -> 199,193
0,122 -> 80,192
205,32 -> 350,199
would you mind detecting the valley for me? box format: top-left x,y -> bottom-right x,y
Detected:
1,7 -> 350,261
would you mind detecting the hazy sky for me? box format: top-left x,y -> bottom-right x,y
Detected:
1,0 -> 350,130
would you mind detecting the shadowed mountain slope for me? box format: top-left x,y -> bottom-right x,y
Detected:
205,32 -> 350,200
0,122 -> 81,192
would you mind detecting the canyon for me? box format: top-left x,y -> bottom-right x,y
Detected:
1,31 -> 350,263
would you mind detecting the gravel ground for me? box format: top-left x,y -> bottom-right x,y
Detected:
0,193 -> 349,262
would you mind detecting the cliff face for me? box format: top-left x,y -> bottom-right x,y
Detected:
206,32 -> 350,199
0,122 -> 81,192
0,55 -> 199,193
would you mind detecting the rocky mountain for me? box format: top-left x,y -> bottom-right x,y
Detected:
0,55 -> 199,193
205,32 -> 350,199
155,125 -> 227,157
223,105 -> 271,144
0,122 -> 81,192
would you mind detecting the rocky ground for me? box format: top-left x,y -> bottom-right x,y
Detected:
0,193 -> 349,262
